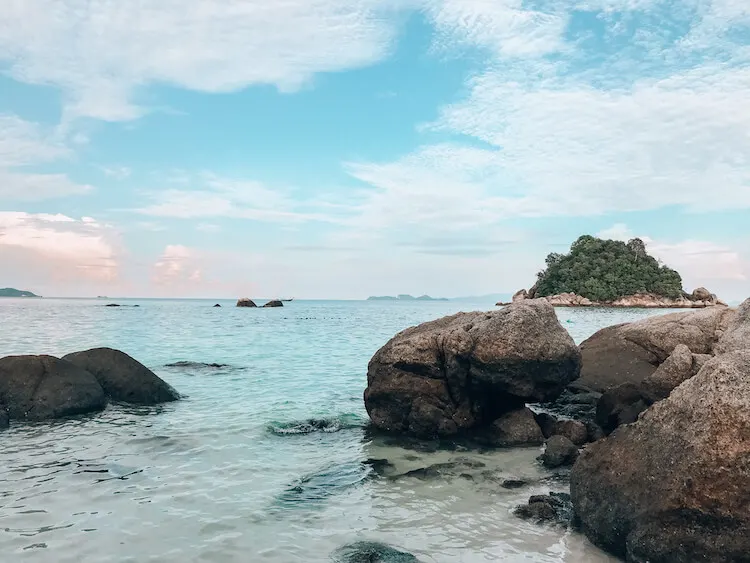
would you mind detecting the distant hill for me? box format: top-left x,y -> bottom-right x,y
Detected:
0,288 -> 40,298
367,294 -> 449,302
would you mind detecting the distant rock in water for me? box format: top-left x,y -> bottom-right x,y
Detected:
105,303 -> 121,307
268,416 -> 362,435
331,541 -> 420,562
263,300 -> 284,308
213,303 -> 222,308
164,361 -> 230,370
236,298 -> 257,308
0,355 -> 106,421
63,348 -> 179,405
364,299 -> 580,441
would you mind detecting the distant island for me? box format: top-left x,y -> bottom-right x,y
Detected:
0,288 -> 40,298
503,235 -> 725,308
367,294 -> 449,302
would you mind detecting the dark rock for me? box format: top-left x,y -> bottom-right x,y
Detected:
539,386 -> 601,422
0,405 -> 8,429
275,461 -> 373,510
364,299 -> 581,439
501,479 -> 528,489
62,348 -> 179,405
236,298 -> 257,308
514,492 -> 572,525
391,459 -> 486,481
362,458 -> 394,476
477,407 -> 545,447
213,304 -> 222,308
534,412 -> 588,445
105,303 -> 121,307
0,355 -> 106,421
263,300 -> 284,308
584,421 -> 606,442
571,350 -> 750,562
535,412 -> 558,438
164,361 -> 229,370
596,383 -> 649,435
540,435 -> 579,468
331,541 -> 420,562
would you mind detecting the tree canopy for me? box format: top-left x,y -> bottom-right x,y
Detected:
534,235 -> 684,301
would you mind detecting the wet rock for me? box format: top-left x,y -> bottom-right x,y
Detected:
535,412 -> 558,438
105,303 -> 121,307
540,436 -> 579,468
365,299 -> 581,439
275,461 -> 373,509
477,407 -> 545,447
571,350 -> 750,562
263,300 -> 284,308
0,355 -> 106,421
332,541 -> 420,563
539,386 -> 601,422
514,492 -> 572,525
596,383 -> 649,435
268,417 -> 357,435
236,298 -> 257,308
362,458 -> 395,476
0,405 -> 8,429
62,348 -> 179,405
714,297 -> 750,354
165,361 -> 229,370
584,421 -> 606,442
501,479 -> 528,489
391,458 -> 486,481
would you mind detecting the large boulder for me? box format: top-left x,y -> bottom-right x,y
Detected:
63,348 -> 179,405
364,299 -> 581,439
540,435 -> 579,468
263,300 -> 284,308
577,307 -> 734,393
0,355 -> 106,421
714,298 -> 749,355
571,350 -> 750,562
236,298 -> 257,308
477,407 -> 544,447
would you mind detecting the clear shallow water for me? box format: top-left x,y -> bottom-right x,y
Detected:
0,298 -> 677,562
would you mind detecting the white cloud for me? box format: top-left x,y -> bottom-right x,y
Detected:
153,245 -> 203,286
0,212 -> 119,287
0,0 -> 411,121
0,114 -> 92,200
101,166 -> 132,180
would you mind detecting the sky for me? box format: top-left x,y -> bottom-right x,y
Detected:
1,0 -> 749,300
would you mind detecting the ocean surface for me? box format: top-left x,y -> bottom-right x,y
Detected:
0,298 -> 678,562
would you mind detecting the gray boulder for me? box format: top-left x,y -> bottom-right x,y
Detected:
0,355 -> 106,421
571,350 -> 750,562
236,298 -> 257,308
540,435 -> 579,468
263,300 -> 284,308
477,407 -> 544,447
364,299 -> 581,438
714,298 -> 749,354
63,348 -> 179,405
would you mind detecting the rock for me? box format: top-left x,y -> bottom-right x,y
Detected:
571,350 -> 750,562
236,298 -> 257,308
596,383 -> 649,434
527,283 -> 538,299
540,386 -> 601,421
534,412 -> 588,445
263,300 -> 284,308
0,355 -> 106,421
585,421 -> 606,442
714,297 -> 749,354
331,541 -> 420,563
691,287 -> 713,302
501,479 -> 528,489
0,405 -> 8,429
213,304 -> 222,308
62,348 -> 179,405
577,307 -> 734,393
535,412 -> 558,438
364,299 -> 581,438
512,289 -> 528,302
540,435 -> 579,468
477,407 -> 545,447
105,303 -> 121,307
640,343 -> 694,401
514,492 -> 572,525
692,353 -> 713,375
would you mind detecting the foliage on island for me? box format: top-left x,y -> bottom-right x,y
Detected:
0,288 -> 39,298
534,235 -> 684,302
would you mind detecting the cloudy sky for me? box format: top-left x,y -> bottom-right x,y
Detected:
1,0 -> 749,299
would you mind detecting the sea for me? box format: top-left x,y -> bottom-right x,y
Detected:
0,298 -> 678,562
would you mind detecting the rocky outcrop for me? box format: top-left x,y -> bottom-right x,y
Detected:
364,299 -> 581,440
504,287 -> 727,309
576,306 -> 734,393
62,348 -> 179,405
571,350 -> 750,562
0,355 -> 107,421
714,298 -> 750,355
514,492 -> 572,525
263,300 -> 284,308
236,298 -> 257,308
540,435 -> 579,468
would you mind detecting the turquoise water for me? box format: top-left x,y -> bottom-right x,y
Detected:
0,298 -> 674,562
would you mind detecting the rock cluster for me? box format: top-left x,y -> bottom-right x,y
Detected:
364,299 -> 581,444
0,348 -> 178,425
236,298 -> 257,308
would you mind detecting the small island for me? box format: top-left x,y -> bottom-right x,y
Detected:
0,288 -> 40,298
367,294 -> 449,302
501,235 -> 725,308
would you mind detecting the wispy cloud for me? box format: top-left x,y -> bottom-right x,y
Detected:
0,0 -> 411,122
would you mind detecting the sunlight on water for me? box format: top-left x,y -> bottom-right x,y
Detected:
0,298 -> 673,562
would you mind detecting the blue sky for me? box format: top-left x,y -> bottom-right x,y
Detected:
0,0 -> 748,299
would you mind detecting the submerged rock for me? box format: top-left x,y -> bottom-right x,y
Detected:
63,348 -> 179,405
263,300 -> 284,308
164,361 -> 229,370
364,299 -> 581,439
268,416 -> 358,435
331,541 -> 420,563
540,435 -> 579,468
0,355 -> 106,421
514,492 -> 572,525
275,461 -> 374,509
236,298 -> 257,308
571,350 -> 750,562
